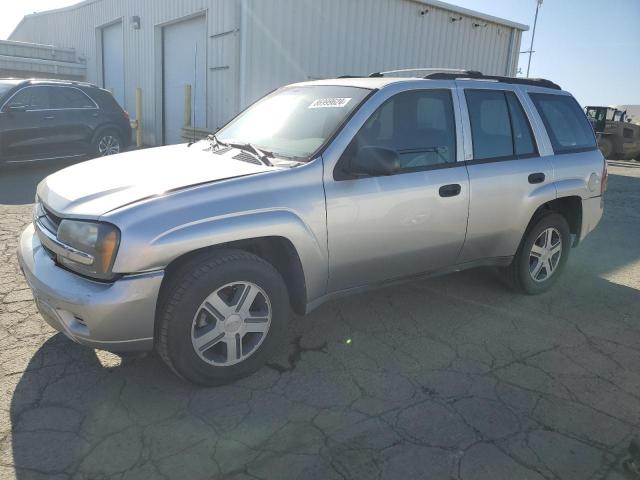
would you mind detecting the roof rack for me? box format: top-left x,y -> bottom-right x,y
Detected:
424,71 -> 561,90
368,67 -> 471,78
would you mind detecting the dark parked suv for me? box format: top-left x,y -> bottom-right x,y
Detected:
0,79 -> 131,166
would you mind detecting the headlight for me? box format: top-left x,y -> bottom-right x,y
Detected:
57,220 -> 120,279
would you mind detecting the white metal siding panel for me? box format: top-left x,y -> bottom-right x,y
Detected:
242,0 -> 521,106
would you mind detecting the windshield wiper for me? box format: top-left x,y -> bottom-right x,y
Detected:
206,134 -> 229,151
228,142 -> 274,166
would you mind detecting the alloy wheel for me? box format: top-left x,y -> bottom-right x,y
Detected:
98,135 -> 121,156
529,227 -> 562,282
191,282 -> 272,366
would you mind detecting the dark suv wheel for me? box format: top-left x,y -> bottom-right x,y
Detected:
94,129 -> 122,157
156,249 -> 290,386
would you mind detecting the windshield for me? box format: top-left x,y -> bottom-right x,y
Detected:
217,85 -> 371,159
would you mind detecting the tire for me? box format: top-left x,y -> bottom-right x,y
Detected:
598,137 -> 614,160
506,213 -> 571,295
93,129 -> 122,157
156,249 -> 290,386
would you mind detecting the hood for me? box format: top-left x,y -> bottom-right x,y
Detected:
37,142 -> 275,218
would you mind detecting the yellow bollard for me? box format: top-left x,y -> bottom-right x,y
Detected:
135,87 -> 143,148
184,84 -> 192,128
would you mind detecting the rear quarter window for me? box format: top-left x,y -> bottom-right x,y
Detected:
89,88 -> 123,111
529,93 -> 596,154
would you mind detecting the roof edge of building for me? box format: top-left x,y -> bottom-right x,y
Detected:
11,0 -> 529,35
415,0 -> 529,31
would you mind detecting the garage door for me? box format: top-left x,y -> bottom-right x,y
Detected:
102,22 -> 125,106
163,16 -> 207,145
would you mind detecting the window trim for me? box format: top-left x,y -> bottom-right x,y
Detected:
528,92 -> 598,156
334,88 -> 459,181
463,88 -> 540,164
49,86 -> 99,111
1,85 -> 99,113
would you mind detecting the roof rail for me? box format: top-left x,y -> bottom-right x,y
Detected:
424,71 -> 561,90
368,67 -> 472,78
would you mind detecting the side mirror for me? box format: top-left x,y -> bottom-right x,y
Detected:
347,146 -> 400,177
6,103 -> 27,113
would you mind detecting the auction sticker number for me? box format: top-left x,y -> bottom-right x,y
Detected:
309,98 -> 352,109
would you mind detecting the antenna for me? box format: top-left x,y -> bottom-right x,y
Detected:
193,44 -> 197,144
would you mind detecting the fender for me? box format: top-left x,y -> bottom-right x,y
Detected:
113,208 -> 329,304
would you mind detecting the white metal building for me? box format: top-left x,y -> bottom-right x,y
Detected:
9,0 -> 527,146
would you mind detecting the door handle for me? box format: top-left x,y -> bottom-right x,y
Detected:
439,184 -> 462,197
43,116 -> 55,120
528,172 -> 545,184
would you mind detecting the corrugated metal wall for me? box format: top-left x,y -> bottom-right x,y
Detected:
242,0 -> 521,105
10,0 -> 523,146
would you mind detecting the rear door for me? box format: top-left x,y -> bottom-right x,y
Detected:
457,84 -> 555,263
49,86 -> 100,155
0,86 -> 58,162
323,84 -> 470,292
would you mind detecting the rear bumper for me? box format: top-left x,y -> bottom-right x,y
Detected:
18,224 -> 163,352
579,195 -> 604,243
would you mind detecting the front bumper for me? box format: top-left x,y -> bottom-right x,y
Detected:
17,224 -> 163,353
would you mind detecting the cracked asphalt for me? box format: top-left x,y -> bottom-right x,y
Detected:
1,160 -> 639,480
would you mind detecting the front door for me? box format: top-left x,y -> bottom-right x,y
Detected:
0,86 -> 58,162
324,87 -> 470,292
102,21 -> 125,107
163,15 -> 207,145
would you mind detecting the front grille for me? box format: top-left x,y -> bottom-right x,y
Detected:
42,205 -> 62,230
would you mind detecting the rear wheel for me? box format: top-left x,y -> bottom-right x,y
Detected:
157,249 -> 290,385
507,213 -> 570,295
93,129 -> 122,157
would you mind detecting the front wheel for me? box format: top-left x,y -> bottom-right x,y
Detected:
156,249 -> 290,386
506,213 -> 570,295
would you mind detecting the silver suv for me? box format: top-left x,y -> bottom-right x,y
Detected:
18,71 -> 606,385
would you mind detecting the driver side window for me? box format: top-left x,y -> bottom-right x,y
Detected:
7,87 -> 51,111
342,89 -> 457,172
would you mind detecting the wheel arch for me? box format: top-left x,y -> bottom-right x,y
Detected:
526,196 -> 582,247
157,236 -> 308,318
91,123 -> 128,146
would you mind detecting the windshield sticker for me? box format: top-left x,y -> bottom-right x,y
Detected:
309,98 -> 352,109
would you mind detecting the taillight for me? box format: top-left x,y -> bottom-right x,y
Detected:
601,160 -> 608,195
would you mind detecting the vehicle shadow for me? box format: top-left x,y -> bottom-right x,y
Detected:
7,172 -> 640,478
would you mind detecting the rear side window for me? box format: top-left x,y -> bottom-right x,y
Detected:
89,88 -> 123,111
51,87 -> 95,109
529,93 -> 596,154
465,89 -> 537,160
